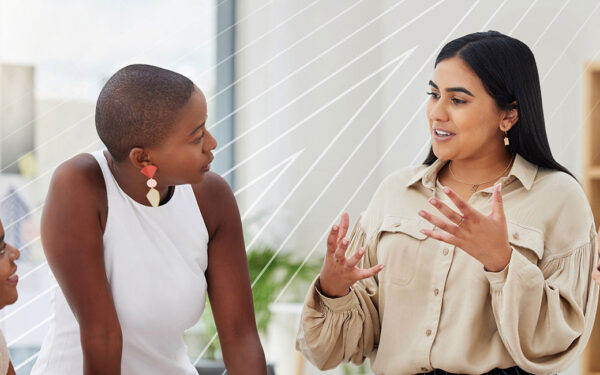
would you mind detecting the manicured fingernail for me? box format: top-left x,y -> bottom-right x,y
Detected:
420,229 -> 427,234
378,264 -> 385,269
429,198 -> 437,204
443,187 -> 450,194
358,248 -> 365,255
342,239 -> 349,246
418,210 -> 426,217
333,225 -> 339,231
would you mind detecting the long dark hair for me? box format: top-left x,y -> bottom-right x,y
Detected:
423,30 -> 575,180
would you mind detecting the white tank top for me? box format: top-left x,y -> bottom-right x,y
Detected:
31,150 -> 209,375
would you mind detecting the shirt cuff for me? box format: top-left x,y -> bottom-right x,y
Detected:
314,276 -> 360,312
484,247 -> 540,291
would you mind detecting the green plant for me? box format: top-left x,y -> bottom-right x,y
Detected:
192,245 -> 322,360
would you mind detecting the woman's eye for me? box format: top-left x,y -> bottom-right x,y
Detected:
426,91 -> 440,99
452,98 -> 467,104
193,133 -> 205,144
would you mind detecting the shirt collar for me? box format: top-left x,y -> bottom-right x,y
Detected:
405,153 -> 538,191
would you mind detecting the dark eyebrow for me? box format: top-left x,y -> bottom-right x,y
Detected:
188,121 -> 207,137
429,80 -> 475,97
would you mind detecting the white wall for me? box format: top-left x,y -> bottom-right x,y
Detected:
234,1 -> 599,374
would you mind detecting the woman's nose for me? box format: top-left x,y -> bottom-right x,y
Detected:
9,246 -> 20,261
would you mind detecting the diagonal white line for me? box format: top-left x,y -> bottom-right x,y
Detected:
0,0 -> 229,144
0,0 -> 361,185
169,0 -> 280,67
19,258 -> 47,283
0,52 -> 404,210
4,203 -> 43,231
508,0 -> 540,36
242,49 -> 415,253
214,44 -> 415,158
271,0 -> 578,314
274,140 -> 431,303
192,44 -> 417,366
531,0 -> 571,48
480,0 -> 507,31
193,0 -> 480,363
217,49 -> 416,179
0,138 -> 101,206
233,151 -> 304,197
541,1 -> 600,82
247,0 -> 479,295
14,350 -> 40,371
207,0 -> 442,128
1,284 -> 58,323
7,314 -> 54,347
241,150 -> 304,221
0,110 -> 97,175
174,0 -> 323,71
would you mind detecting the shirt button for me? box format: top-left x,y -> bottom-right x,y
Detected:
434,288 -> 439,296
512,232 -> 520,240
426,329 -> 432,336
443,248 -> 449,256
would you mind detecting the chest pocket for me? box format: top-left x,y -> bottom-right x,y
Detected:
377,215 -> 435,285
507,221 -> 544,266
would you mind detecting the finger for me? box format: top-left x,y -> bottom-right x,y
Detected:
418,210 -> 459,235
337,212 -> 350,243
355,264 -> 385,280
428,197 -> 463,225
345,247 -> 366,268
334,237 -> 350,262
442,186 -> 476,217
420,227 -> 460,247
326,224 -> 340,253
490,184 -> 505,220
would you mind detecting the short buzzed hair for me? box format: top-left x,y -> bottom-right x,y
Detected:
95,64 -> 195,161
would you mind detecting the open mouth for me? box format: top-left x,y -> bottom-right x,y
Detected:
433,127 -> 456,137
7,268 -> 18,284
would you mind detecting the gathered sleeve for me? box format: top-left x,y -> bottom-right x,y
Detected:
485,222 -> 599,374
296,215 -> 381,370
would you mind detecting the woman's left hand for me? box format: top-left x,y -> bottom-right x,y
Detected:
418,184 -> 512,272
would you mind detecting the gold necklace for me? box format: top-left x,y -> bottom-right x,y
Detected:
448,155 -> 515,193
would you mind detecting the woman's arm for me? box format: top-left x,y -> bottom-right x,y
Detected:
42,155 -> 122,375
195,173 -> 266,374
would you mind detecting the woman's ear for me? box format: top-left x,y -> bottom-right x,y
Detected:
128,147 -> 152,170
500,101 -> 519,132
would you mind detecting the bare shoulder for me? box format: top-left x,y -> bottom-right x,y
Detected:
191,172 -> 238,236
45,153 -> 108,229
50,153 -> 106,195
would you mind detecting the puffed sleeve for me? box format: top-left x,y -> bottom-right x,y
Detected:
485,221 -> 599,374
296,215 -> 380,370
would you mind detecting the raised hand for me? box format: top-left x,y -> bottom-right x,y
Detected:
319,213 -> 384,298
418,184 -> 512,272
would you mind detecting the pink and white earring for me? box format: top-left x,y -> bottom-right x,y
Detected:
141,165 -> 160,207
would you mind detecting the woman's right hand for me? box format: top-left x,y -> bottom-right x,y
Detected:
319,213 -> 384,298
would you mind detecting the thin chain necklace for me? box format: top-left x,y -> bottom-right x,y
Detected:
448,154 -> 515,193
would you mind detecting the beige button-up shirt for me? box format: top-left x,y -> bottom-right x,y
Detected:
297,154 -> 599,375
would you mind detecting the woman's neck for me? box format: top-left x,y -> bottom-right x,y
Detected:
446,151 -> 514,185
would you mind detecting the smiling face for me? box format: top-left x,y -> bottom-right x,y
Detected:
426,57 -> 515,162
0,219 -> 20,308
143,87 -> 218,186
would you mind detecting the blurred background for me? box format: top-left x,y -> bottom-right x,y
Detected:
1,0 -> 599,374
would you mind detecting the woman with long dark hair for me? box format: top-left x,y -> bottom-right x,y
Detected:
296,31 -> 598,374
